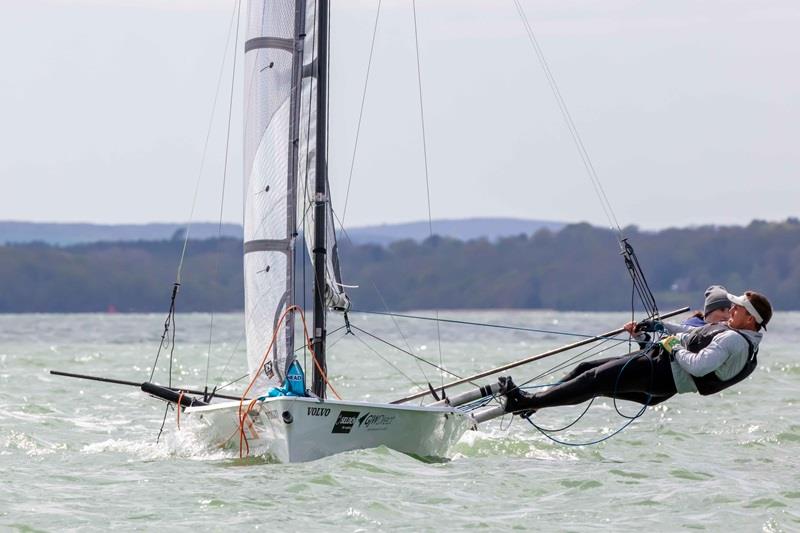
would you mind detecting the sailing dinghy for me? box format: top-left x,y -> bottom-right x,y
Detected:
52,0 -> 686,462
148,0 -> 506,462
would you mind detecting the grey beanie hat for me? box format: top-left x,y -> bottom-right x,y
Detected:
704,285 -> 730,316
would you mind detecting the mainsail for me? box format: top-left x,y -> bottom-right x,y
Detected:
243,0 -> 349,393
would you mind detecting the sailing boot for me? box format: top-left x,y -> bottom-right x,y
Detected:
498,376 -> 536,419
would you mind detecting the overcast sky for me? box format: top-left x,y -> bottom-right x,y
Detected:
1,0 -> 798,231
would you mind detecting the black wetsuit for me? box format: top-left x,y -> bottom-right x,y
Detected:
525,348 -> 677,410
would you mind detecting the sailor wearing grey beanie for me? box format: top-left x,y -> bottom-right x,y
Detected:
682,285 -> 732,326
703,285 -> 731,317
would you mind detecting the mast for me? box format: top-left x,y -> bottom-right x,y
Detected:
311,0 -> 330,398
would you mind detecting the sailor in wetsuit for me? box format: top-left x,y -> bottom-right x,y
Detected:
502,291 -> 772,416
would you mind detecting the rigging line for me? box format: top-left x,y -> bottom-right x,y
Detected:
214,330 -> 248,393
526,338 -> 631,388
215,273 -> 301,391
155,403 -> 171,445
330,208 -> 432,384
205,0 -> 243,390
411,0 -> 445,392
512,0 -> 617,233
215,334 -> 353,399
216,373 -> 248,392
350,308 -> 636,343
340,0 -> 382,225
519,337 -> 629,387
175,0 -> 241,284
322,326 -> 348,350
511,0 -> 622,235
623,240 -> 658,316
148,284 -> 179,382
630,282 -> 636,352
526,405 -> 643,447
351,324 -> 470,384
302,212 -> 308,370
525,398 -> 595,434
365,281 -> 432,383
325,0 -> 332,186
299,0 -> 319,371
499,336 -> 625,400
506,340 -> 657,435
168,307 -> 177,388
354,288 -> 434,385
288,0 -> 320,374
350,331 -> 425,392
526,352 -> 653,444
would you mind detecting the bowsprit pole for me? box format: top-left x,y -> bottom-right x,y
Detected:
390,306 -> 689,404
49,370 -> 247,401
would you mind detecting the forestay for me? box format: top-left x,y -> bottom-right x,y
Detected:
243,0 -> 349,394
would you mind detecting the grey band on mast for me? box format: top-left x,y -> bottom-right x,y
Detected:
244,239 -> 292,254
245,37 -> 294,53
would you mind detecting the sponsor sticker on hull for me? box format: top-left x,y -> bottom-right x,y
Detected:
358,412 -> 396,431
332,411 -> 360,434
307,407 -> 331,417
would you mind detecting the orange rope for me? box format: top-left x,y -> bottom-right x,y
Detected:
176,390 -> 185,430
236,305 -> 341,457
238,397 -> 260,457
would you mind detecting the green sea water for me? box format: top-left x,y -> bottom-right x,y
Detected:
1,311 -> 798,531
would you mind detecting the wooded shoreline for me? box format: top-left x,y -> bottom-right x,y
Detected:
1,219 -> 798,313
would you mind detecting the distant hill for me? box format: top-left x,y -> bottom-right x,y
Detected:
2,219 -> 798,313
0,218 -> 564,246
0,221 -> 243,245
343,218 -> 565,245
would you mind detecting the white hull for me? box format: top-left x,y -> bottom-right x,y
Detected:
183,396 -> 473,463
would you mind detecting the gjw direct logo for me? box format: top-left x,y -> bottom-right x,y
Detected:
358,412 -> 396,430
331,411 -> 360,434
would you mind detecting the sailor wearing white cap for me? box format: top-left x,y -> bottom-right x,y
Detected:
502,291 -> 773,416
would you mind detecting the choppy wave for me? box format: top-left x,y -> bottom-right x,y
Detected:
2,311 -> 799,530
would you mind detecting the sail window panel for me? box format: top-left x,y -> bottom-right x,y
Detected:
244,252 -> 291,392
244,100 -> 291,242
244,53 -> 293,179
247,0 -> 294,42
243,0 -> 296,194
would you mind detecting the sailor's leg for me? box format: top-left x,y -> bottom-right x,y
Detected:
559,348 -> 650,383
608,392 -> 673,406
524,352 -> 675,410
558,357 -> 622,383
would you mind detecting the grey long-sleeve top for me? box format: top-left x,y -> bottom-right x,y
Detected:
662,321 -> 763,393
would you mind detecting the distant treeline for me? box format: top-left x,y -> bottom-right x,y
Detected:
1,219 -> 799,313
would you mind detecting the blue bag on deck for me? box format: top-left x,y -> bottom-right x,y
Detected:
261,360 -> 306,398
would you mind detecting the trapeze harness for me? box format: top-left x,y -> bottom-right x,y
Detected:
680,323 -> 758,395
